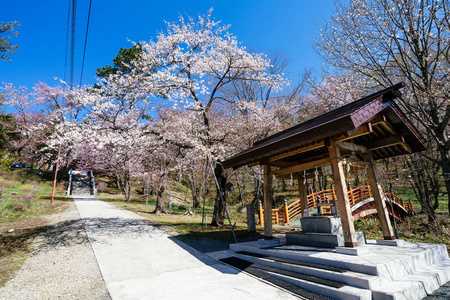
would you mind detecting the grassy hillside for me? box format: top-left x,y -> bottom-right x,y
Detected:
0,169 -> 68,286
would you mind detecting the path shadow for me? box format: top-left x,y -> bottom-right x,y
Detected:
1,219 -> 89,257
32,219 -> 90,254
80,217 -> 165,244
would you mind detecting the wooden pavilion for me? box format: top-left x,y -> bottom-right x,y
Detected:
222,83 -> 427,248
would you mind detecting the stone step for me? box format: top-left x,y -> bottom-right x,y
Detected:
268,271 -> 371,300
286,231 -> 367,248
228,240 -> 450,300
218,254 -> 371,300
371,259 -> 450,299
70,172 -> 93,196
233,251 -> 381,290
230,241 -> 379,276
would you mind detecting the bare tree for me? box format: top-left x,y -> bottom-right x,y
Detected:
315,0 -> 450,212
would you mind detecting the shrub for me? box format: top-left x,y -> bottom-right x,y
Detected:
97,181 -> 108,193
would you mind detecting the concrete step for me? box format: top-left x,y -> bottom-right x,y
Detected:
70,174 -> 92,195
268,271 -> 371,300
370,259 -> 450,300
286,231 -> 367,248
228,240 -> 450,300
216,252 -> 371,300
230,241 -> 379,276
233,251 -> 381,290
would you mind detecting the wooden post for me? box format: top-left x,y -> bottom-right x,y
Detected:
364,153 -> 395,240
258,200 -> 264,226
297,174 -> 308,215
263,165 -> 273,239
283,200 -> 290,224
50,144 -> 61,204
329,145 -> 358,247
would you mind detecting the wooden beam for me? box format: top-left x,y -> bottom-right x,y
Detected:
400,141 -> 412,153
265,141 -> 325,162
277,171 -> 324,179
263,165 -> 273,239
370,113 -> 386,125
363,153 -> 395,240
344,123 -> 373,140
248,161 -> 260,167
297,174 -> 308,215
261,160 -> 297,168
379,120 -> 397,135
342,157 -> 370,167
336,141 -> 368,153
368,135 -> 405,151
329,145 -> 358,247
269,158 -> 330,176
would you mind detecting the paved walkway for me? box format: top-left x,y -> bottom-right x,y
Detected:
73,196 -> 298,300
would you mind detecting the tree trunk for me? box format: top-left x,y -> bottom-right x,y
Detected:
438,147 -> 450,214
154,162 -> 169,215
252,175 -> 263,205
188,171 -> 201,209
211,163 -> 227,226
234,171 -> 245,211
192,186 -> 201,209
405,156 -> 439,226
123,175 -> 131,202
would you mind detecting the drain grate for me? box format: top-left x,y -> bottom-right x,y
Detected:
236,251 -> 349,273
220,256 -> 338,300
221,256 -> 335,300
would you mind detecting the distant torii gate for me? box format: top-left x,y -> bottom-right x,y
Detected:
223,83 -> 427,247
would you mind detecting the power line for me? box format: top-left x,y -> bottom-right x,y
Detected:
64,0 -> 71,82
70,0 -> 77,89
80,0 -> 92,86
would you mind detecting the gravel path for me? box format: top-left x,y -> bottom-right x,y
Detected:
0,202 -> 110,300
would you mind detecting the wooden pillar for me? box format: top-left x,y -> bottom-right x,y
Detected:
329,145 -> 358,247
364,153 -> 395,240
263,165 -> 273,239
297,174 -> 308,214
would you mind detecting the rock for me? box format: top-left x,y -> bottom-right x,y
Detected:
8,229 -> 14,233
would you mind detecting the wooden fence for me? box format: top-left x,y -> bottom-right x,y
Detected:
258,185 -> 414,225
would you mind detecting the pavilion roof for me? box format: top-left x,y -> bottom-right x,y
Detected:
222,82 -> 427,171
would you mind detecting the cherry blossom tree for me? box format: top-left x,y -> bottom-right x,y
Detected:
0,82 -> 78,167
98,9 -> 290,225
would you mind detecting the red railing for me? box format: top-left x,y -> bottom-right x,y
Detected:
258,185 -> 413,225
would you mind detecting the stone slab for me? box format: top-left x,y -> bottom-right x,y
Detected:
286,231 -> 366,248
336,246 -> 369,256
376,239 -> 405,246
300,216 -> 343,234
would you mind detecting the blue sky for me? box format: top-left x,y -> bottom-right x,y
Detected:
1,0 -> 336,90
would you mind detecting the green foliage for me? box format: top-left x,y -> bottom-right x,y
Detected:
0,21 -> 20,62
0,169 -> 66,222
0,114 -> 18,150
0,152 -> 15,171
96,44 -> 143,78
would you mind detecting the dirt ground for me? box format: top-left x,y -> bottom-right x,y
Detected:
0,202 -> 110,300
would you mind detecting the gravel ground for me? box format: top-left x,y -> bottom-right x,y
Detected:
0,202 -> 110,300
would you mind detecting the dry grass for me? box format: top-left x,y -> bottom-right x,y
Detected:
354,213 -> 450,255
0,169 -> 69,287
101,194 -> 292,253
